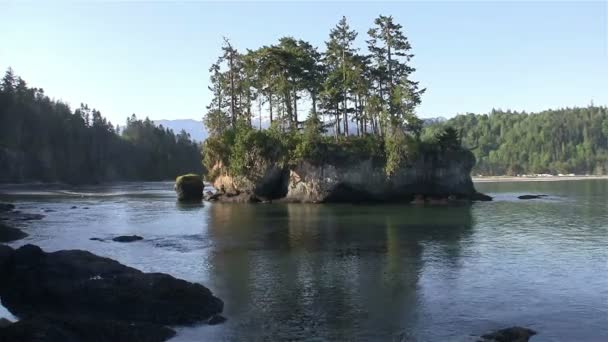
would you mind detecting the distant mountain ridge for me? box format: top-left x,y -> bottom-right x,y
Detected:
154,119 -> 207,142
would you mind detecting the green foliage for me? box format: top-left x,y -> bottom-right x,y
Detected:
175,173 -> 202,185
203,14 -> 423,140
228,126 -> 283,175
435,127 -> 461,150
0,69 -> 202,183
423,107 -> 608,175
384,127 -> 418,176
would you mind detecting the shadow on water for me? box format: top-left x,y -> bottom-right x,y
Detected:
202,203 -> 474,341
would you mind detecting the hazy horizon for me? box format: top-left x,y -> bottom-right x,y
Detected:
1,1 -> 606,125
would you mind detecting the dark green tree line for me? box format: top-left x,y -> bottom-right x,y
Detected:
422,107 -> 608,175
0,68 -> 202,183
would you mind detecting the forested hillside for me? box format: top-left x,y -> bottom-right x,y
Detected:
422,107 -> 608,175
0,68 -> 202,184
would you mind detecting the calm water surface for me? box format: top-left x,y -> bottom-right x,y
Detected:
0,181 -> 607,341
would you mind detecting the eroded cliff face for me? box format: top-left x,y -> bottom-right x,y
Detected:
286,151 -> 477,202
208,149 -> 489,203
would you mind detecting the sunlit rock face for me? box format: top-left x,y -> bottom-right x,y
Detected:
208,148 -> 489,203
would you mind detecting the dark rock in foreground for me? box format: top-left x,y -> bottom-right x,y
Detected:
480,326 -> 537,342
518,195 -> 546,200
0,315 -> 175,342
0,318 -> 11,328
0,223 -> 28,243
112,235 -> 143,243
175,174 -> 204,202
0,244 -> 223,325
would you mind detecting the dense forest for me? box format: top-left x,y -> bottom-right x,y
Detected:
202,15 -> 445,177
422,106 -> 608,175
0,68 -> 202,184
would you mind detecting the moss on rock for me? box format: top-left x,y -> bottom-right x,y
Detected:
175,174 -> 203,202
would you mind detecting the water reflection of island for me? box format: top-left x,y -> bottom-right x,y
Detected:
206,203 -> 474,340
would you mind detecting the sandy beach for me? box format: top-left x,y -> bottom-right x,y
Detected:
473,175 -> 608,183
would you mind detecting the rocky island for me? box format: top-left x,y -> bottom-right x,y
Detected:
189,17 -> 492,205
196,125 -> 491,204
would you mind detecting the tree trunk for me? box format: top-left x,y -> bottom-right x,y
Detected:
229,56 -> 236,128
269,94 -> 273,123
284,90 -> 293,129
335,104 -> 341,138
311,91 -> 317,118
293,88 -> 298,128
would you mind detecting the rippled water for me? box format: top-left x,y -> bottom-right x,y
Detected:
1,180 -> 607,341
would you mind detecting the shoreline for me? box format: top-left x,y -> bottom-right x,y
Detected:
473,175 -> 608,183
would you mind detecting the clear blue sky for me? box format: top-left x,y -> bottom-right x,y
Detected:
1,1 -> 606,125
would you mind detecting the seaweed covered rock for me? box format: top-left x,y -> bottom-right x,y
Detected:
174,174 -> 204,202
0,245 -> 223,325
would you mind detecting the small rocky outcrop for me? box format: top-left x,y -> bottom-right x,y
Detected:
0,204 -> 32,243
175,174 -> 204,202
479,326 -> 537,342
0,245 -> 224,325
112,235 -> 143,243
518,195 -> 547,200
0,315 -> 176,342
0,223 -> 28,243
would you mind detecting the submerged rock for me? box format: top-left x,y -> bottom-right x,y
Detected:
0,244 -> 224,325
0,223 -> 28,243
175,174 -> 204,202
0,315 -> 176,342
480,326 -> 537,342
112,235 -> 143,243
10,213 -> 44,221
472,192 -> 493,201
518,195 -> 546,200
